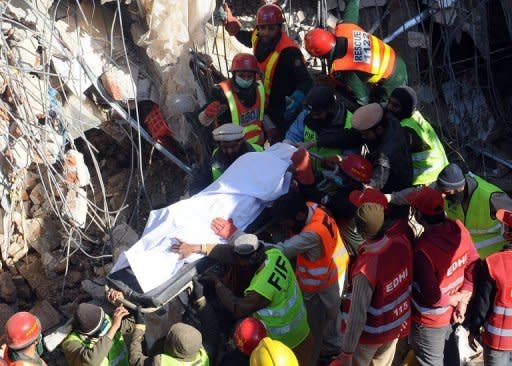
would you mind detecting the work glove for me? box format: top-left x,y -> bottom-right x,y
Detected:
221,3 -> 241,36
134,306 -> 145,326
211,217 -> 238,240
198,101 -> 223,126
283,90 -> 305,123
329,352 -> 353,366
291,148 -> 314,185
266,127 -> 282,145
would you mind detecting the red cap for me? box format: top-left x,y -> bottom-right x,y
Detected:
406,187 -> 444,216
349,188 -> 389,209
497,209 -> 512,226
233,317 -> 267,355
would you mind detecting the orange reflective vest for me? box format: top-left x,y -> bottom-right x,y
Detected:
218,79 -> 265,145
482,250 -> 512,350
331,23 -> 396,84
412,220 -> 474,327
296,203 -> 349,292
251,31 -> 300,99
342,234 -> 413,344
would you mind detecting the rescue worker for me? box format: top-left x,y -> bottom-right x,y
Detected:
437,163 -> 512,258
129,312 -> 209,366
350,103 -> 413,195
406,187 -> 479,366
304,0 -> 407,106
250,337 -> 299,366
202,192 -> 350,364
284,85 -> 362,170
3,312 -> 46,366
331,203 -> 413,366
221,3 -> 312,136
172,234 -> 313,366
190,124 -> 263,193
465,209 -> 512,365
62,290 -> 132,366
198,53 -> 269,146
386,86 -> 448,186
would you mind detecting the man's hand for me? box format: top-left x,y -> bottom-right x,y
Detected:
170,240 -> 201,258
222,3 -> 241,36
111,306 -> 129,331
453,301 -> 467,323
211,217 -> 238,240
448,292 -> 463,307
329,352 -> 353,366
106,289 -> 124,305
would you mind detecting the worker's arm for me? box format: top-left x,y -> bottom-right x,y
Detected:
464,262 -> 496,336
215,281 -> 270,318
272,231 -> 323,259
317,127 -> 363,150
490,192 -> 512,217
342,0 -> 361,24
332,71 -> 369,106
235,30 -> 254,48
341,274 -> 374,353
128,325 -> 159,366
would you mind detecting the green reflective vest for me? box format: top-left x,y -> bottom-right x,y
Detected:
445,173 -> 506,258
245,248 -> 310,349
160,347 -> 209,366
63,318 -> 128,366
211,144 -> 264,180
400,111 -> 448,185
304,111 -> 353,170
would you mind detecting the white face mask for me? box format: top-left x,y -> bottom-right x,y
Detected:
235,76 -> 254,89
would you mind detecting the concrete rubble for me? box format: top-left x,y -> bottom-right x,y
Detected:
0,0 -> 510,364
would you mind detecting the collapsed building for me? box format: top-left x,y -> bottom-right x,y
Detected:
0,0 -> 511,363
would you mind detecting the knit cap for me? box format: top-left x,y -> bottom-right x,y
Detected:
166,323 -> 203,361
355,203 -> 385,239
75,303 -> 104,335
437,163 -> 465,191
389,86 -> 417,119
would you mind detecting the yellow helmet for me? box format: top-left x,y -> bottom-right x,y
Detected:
250,337 -> 298,366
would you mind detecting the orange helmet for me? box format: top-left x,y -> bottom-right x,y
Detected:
339,154 -> 372,183
256,4 -> 284,26
5,312 -> 42,350
305,28 -> 336,57
230,53 -> 261,73
234,317 -> 267,355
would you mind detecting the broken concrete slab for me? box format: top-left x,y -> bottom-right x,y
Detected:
30,300 -> 63,331
81,279 -> 106,300
100,66 -> 137,102
23,217 -> 61,255
61,94 -> 105,139
62,187 -> 88,228
63,150 -> 90,187
29,183 -> 47,205
0,272 -> 17,303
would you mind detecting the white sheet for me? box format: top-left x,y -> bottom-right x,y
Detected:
111,143 -> 296,293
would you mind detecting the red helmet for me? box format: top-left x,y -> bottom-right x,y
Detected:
305,28 -> 335,57
256,4 -> 284,26
339,154 -> 373,183
234,317 -> 267,355
5,312 -> 42,350
230,53 -> 261,73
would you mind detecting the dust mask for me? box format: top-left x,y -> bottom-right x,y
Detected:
235,76 -> 254,89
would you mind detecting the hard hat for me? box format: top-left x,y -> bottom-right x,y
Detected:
230,53 -> 261,74
5,312 -> 42,350
349,188 -> 388,209
339,154 -> 373,183
256,4 -> 285,26
234,317 -> 267,355
305,28 -> 336,57
250,337 -> 298,366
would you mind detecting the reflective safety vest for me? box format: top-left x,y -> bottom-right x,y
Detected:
160,347 -> 209,366
296,203 -> 350,292
412,220 -> 473,327
400,111 -> 448,186
445,173 -> 506,258
218,80 -> 265,146
331,23 -> 396,84
211,144 -> 263,181
62,319 -> 129,366
482,251 -> 512,351
342,234 -> 413,344
304,111 -> 353,170
251,31 -> 301,98
245,248 -> 310,349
